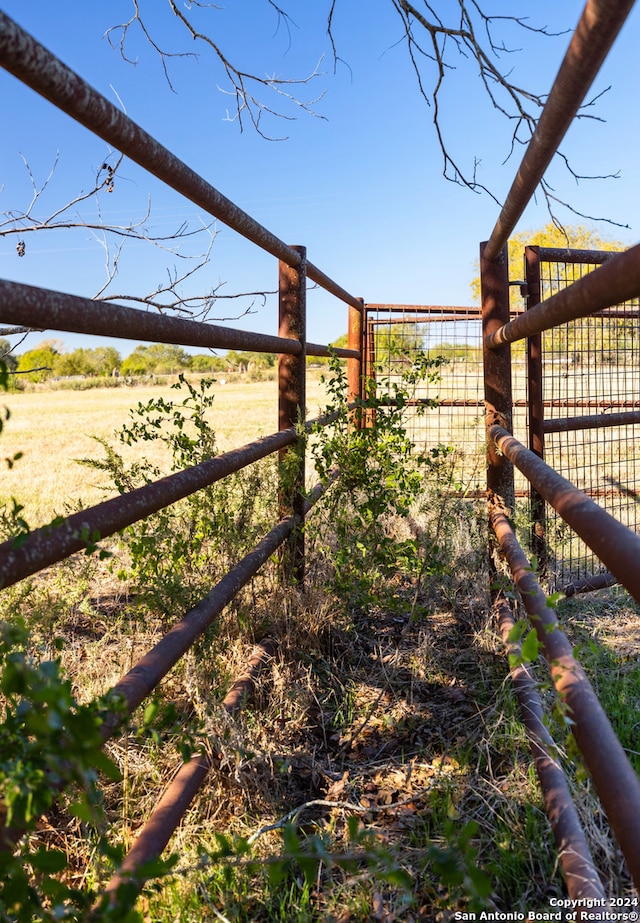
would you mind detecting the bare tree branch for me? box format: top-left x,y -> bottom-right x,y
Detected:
1,153 -> 274,323
1,153 -> 209,250
103,2 -> 625,225
107,0 -> 327,139
0,327 -> 42,338
326,1 -> 621,226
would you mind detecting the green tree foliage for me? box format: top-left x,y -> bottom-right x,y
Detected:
54,346 -> 122,377
189,353 -> 226,373
16,344 -> 122,380
120,343 -> 191,376
310,352 -> 445,608
15,341 -> 60,382
375,322 -> 425,358
0,339 -> 18,375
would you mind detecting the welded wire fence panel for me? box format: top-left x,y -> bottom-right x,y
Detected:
366,304 -> 530,496
536,254 -> 640,587
365,305 -> 486,493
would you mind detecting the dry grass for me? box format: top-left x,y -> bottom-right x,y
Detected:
2,372 -> 639,919
16,486 -> 634,920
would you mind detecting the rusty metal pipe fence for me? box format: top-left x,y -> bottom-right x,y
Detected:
0,8 -> 364,901
3,0 -> 640,911
481,0 -> 640,898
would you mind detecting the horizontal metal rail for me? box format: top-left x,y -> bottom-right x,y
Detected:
489,424 -> 640,606
490,510 -> 640,890
485,242 -> 640,348
537,399 -> 640,409
367,304 -> 479,315
563,572 -> 618,597
0,13 -> 361,312
544,409 -> 640,434
534,247 -> 619,265
0,279 -> 301,355
367,315 -> 482,325
484,0 -> 636,261
307,343 -> 359,360
376,397 -> 483,408
0,279 -> 360,362
495,594 -> 606,901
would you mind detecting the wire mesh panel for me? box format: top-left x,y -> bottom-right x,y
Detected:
364,305 -> 486,492
528,249 -> 640,588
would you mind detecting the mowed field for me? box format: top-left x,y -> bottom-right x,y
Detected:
1,375 -> 330,528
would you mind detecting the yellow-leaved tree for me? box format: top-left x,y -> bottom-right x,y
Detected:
470,222 -> 627,306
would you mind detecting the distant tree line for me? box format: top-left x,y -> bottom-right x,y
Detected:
3,332 -> 486,384
5,339 -> 232,382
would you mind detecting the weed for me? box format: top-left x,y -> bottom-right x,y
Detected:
309,352 -> 445,611
79,374 -> 278,619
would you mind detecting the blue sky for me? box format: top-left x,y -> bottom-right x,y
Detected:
1,1 -> 639,357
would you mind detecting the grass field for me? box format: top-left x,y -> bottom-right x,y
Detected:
1,369 -> 639,919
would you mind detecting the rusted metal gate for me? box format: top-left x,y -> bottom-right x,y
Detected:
525,246 -> 640,590
363,303 -> 533,499
3,0 -> 640,914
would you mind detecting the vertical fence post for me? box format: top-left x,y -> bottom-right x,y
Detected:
525,245 -> 547,573
481,242 -> 514,514
278,246 -> 307,584
347,299 -> 364,427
